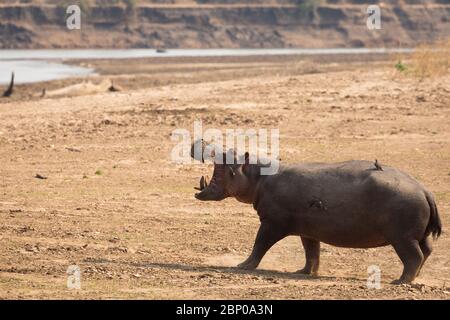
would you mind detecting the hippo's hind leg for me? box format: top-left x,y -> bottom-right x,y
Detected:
416,236 -> 433,277
391,239 -> 424,284
295,237 -> 320,276
237,221 -> 287,270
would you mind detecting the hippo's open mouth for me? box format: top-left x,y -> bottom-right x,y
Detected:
194,164 -> 228,201
191,139 -> 229,201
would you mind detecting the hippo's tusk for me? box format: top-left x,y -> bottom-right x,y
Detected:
194,176 -> 206,191
2,72 -> 14,97
200,176 -> 206,190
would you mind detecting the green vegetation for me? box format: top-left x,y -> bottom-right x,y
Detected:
297,0 -> 324,19
298,0 -> 324,11
61,0 -> 91,16
123,0 -> 139,9
79,0 -> 91,14
395,61 -> 407,72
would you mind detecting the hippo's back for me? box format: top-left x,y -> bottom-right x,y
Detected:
259,160 -> 431,247
280,160 -> 425,194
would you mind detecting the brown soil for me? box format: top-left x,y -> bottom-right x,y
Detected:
0,54 -> 449,299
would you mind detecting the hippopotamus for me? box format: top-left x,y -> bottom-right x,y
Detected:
191,140 -> 442,284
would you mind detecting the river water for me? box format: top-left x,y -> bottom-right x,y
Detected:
0,48 -> 412,85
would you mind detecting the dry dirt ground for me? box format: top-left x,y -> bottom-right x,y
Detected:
0,55 -> 449,299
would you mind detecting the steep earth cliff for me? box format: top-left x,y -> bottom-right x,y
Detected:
0,0 -> 449,48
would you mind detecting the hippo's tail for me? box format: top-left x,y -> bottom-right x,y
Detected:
424,190 -> 442,240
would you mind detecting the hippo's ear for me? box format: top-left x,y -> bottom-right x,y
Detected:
241,152 -> 250,174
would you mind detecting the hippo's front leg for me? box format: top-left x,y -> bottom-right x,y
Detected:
237,221 -> 287,270
295,237 -> 320,276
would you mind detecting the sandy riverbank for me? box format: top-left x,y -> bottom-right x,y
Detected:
0,54 -> 449,299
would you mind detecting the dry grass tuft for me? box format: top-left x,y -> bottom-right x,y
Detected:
394,39 -> 450,78
411,39 -> 450,78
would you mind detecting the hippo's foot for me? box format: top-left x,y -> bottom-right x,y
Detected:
294,268 -> 318,277
237,259 -> 259,270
